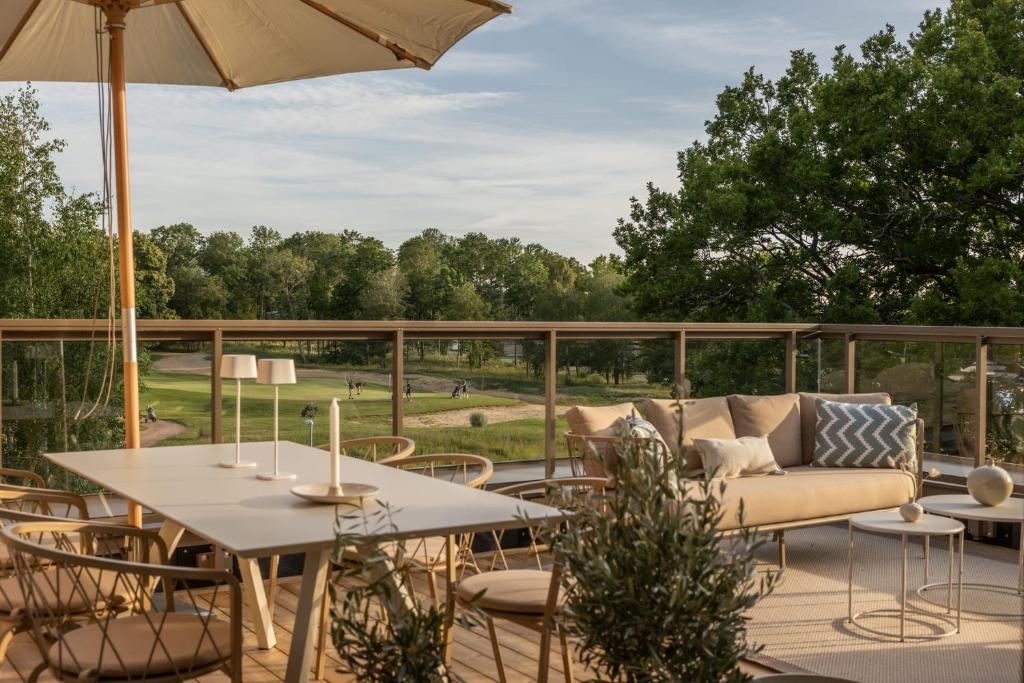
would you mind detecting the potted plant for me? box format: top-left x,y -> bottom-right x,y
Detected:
547,418 -> 778,682
328,505 -> 481,682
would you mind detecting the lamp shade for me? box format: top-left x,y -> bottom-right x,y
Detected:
256,358 -> 297,386
220,354 -> 258,380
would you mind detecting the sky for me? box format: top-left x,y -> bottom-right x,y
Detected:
2,0 -> 945,261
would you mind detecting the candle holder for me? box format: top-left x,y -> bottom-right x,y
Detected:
219,354 -> 258,469
255,358 -> 297,481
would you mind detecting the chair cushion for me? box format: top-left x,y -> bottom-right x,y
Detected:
49,613 -> 232,678
683,466 -> 916,530
458,570 -> 561,615
812,399 -> 918,470
727,394 -> 803,467
642,397 -> 736,470
0,567 -> 130,614
798,392 -> 891,463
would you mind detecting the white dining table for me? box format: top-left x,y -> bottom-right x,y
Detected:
46,440 -> 565,683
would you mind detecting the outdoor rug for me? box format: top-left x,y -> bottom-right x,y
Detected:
746,524 -> 1024,683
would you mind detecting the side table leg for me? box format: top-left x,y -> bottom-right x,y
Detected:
956,530 -> 963,632
947,533 -> 953,614
900,533 -> 907,643
847,522 -> 854,622
923,535 -> 929,584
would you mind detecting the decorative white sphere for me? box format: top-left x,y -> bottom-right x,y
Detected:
967,464 -> 1013,507
899,502 -> 923,523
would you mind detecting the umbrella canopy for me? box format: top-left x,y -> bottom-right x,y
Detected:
0,0 -> 511,88
0,0 -> 510,527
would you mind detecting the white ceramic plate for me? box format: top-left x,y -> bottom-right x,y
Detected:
290,482 -> 379,504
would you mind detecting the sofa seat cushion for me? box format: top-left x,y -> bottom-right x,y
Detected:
727,394 -> 803,467
798,392 -> 891,464
683,466 -> 916,530
642,397 -> 736,471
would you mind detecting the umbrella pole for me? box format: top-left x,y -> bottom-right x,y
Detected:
106,5 -> 142,527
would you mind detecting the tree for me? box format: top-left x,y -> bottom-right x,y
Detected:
132,233 -> 176,319
615,0 -> 1024,329
358,266 -> 407,319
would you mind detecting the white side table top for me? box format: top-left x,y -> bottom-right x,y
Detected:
918,494 -> 1024,523
850,509 -> 964,536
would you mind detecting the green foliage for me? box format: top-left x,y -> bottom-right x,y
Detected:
616,0 -> 1024,329
550,432 -> 775,682
330,505 -> 479,682
468,411 -> 486,428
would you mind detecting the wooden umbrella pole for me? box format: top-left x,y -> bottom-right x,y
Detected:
106,3 -> 142,527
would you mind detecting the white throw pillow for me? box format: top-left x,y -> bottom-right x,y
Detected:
693,435 -> 782,480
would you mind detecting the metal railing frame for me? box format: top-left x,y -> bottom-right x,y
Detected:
2,319 -> 1023,476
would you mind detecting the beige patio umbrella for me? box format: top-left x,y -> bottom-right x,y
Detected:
0,0 -> 511,523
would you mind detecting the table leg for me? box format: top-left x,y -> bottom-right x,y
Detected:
157,519 -> 185,558
847,522 -> 854,622
238,557 -> 277,650
285,547 -> 332,683
900,533 -> 907,643
443,534 -> 457,664
1018,523 -> 1023,594
956,530 -> 963,632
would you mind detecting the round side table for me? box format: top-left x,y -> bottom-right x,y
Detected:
848,510 -> 964,642
917,494 -> 1023,617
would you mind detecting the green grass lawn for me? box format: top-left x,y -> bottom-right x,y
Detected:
140,370 -> 549,462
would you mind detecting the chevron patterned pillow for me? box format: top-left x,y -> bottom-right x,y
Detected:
812,398 -> 917,470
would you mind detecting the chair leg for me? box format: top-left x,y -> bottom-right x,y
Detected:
315,573 -> 331,680
267,554 -> 280,621
777,530 -> 786,568
427,568 -> 441,610
558,625 -> 575,683
486,617 -> 507,683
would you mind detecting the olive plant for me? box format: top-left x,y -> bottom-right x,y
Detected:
329,504 -> 481,683
549,420 -> 776,682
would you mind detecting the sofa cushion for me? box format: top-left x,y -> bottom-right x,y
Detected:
642,397 -> 736,471
565,403 -> 635,436
693,435 -> 781,479
812,399 -> 918,470
798,392 -> 891,464
683,466 -> 916,530
726,394 -> 802,467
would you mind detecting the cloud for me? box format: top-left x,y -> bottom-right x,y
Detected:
433,51 -> 538,75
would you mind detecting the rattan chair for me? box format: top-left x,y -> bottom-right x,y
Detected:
457,477 -> 610,683
1,519 -> 243,682
0,468 -> 46,490
312,453 -> 494,679
315,435 -> 416,463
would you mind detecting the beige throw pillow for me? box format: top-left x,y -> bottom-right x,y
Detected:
693,435 -> 781,480
727,394 -> 802,467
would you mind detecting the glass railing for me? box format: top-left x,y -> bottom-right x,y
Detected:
2,320 -> 1022,489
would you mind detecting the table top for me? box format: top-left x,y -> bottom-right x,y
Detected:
46,441 -> 565,558
919,494 -> 1024,523
850,509 -> 964,536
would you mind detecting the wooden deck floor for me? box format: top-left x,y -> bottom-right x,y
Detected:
0,570 -> 778,682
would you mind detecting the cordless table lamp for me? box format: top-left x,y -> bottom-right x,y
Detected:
256,358 -> 297,480
219,354 -> 258,468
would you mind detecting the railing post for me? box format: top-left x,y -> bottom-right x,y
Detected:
974,337 -> 988,467
674,330 -> 686,394
843,334 -> 857,394
544,330 -> 557,478
784,331 -> 797,393
210,329 -> 223,444
392,330 -> 404,436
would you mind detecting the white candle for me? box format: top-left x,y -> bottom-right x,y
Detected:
329,398 -> 341,489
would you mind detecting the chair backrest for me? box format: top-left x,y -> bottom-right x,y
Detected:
384,453 -> 494,489
0,487 -> 89,521
317,435 -> 416,463
0,467 -> 46,489
1,520 -> 243,682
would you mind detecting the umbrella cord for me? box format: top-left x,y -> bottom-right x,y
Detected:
75,8 -> 118,422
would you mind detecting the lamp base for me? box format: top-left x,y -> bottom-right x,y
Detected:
257,471 -> 297,481
219,461 -> 257,469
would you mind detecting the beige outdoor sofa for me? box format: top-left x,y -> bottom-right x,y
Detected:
565,392 -> 923,566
